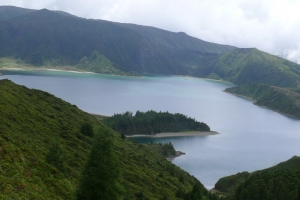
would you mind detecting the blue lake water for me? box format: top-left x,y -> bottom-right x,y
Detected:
1,69 -> 300,189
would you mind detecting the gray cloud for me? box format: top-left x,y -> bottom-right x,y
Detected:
2,0 -> 300,63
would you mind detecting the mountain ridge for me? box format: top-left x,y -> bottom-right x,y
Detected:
0,6 -> 236,75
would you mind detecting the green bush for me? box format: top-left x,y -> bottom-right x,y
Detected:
80,123 -> 94,137
45,142 -> 66,173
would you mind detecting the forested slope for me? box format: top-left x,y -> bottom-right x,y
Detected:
213,156 -> 300,200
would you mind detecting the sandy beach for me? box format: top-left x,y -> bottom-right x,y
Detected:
126,131 -> 219,138
0,66 -> 92,73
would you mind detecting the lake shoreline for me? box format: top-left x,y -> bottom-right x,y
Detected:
224,90 -> 300,120
126,131 -> 219,138
0,66 -> 232,83
0,66 -> 143,78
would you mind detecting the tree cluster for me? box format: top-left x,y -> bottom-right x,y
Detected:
103,110 -> 210,135
147,142 -> 177,157
234,170 -> 300,200
176,182 -> 220,200
76,127 -> 124,200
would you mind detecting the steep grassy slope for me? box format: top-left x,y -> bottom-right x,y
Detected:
0,9 -> 148,71
225,83 -> 300,118
194,48 -> 300,88
0,79 -> 213,199
118,23 -> 235,74
0,79 -> 100,199
213,156 -> 300,199
119,23 -> 235,55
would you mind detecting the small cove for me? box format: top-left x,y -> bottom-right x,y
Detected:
1,69 -> 300,189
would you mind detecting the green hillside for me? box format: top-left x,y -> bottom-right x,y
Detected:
75,50 -> 138,76
0,79 -> 220,199
259,156 -> 300,172
213,172 -> 250,197
213,156 -> 300,199
225,83 -> 300,118
118,23 -> 234,55
0,6 -> 235,76
118,23 -> 235,74
194,48 -> 300,88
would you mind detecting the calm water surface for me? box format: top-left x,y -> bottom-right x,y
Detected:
1,70 -> 300,189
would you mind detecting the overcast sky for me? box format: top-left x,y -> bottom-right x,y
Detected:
1,0 -> 300,63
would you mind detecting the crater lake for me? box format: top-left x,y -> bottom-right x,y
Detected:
1,69 -> 300,189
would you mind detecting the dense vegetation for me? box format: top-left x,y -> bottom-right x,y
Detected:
214,172 -> 250,197
146,142 -> 177,158
76,50 -> 137,76
225,83 -> 300,118
0,79 -> 100,199
234,170 -> 300,200
213,156 -> 300,200
0,79 -> 219,199
103,110 -> 210,135
76,128 -> 124,200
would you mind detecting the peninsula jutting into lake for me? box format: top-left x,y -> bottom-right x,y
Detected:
103,110 -> 211,136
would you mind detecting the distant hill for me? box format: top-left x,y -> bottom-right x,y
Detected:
225,83 -> 300,118
0,6 -> 235,75
194,48 -> 300,88
213,156 -> 300,199
190,48 -> 300,119
0,79 -> 219,199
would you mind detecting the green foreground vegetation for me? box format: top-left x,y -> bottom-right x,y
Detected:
103,110 -> 210,135
213,156 -> 300,199
0,79 -> 221,199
